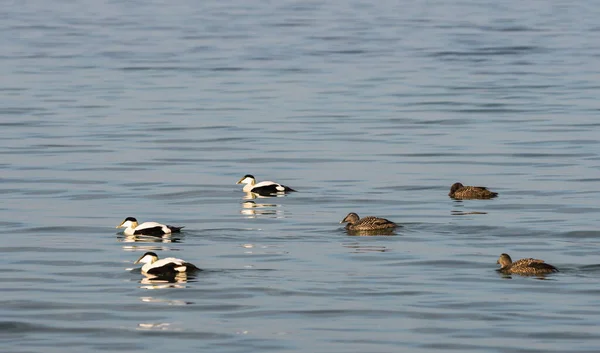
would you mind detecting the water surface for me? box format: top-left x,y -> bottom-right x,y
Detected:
2,1 -> 600,352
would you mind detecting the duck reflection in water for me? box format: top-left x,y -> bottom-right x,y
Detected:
120,233 -> 181,244
139,272 -> 193,289
241,201 -> 283,218
342,242 -> 390,253
242,191 -> 286,200
450,200 -> 488,216
137,322 -> 178,331
140,296 -> 191,306
450,210 -> 488,216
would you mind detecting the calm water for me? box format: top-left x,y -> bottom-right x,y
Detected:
2,1 -> 600,352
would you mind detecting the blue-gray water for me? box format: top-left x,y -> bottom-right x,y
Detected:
2,1 -> 600,352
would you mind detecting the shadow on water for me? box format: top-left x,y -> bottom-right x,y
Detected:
451,210 -> 488,216
344,228 -> 398,236
451,200 -> 494,215
342,242 -> 391,253
117,233 -> 183,244
241,191 -> 288,200
495,271 -> 559,281
576,264 -> 600,276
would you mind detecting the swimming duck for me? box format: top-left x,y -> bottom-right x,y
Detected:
116,217 -> 183,236
340,212 -> 397,231
236,174 -> 296,195
449,182 -> 498,199
134,251 -> 200,275
496,253 -> 559,276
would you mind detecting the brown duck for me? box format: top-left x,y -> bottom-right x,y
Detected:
449,182 -> 498,199
496,253 -> 559,276
340,212 -> 397,231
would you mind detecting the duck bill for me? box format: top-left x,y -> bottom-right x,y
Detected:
236,177 -> 244,184
115,221 -> 125,229
134,254 -> 145,264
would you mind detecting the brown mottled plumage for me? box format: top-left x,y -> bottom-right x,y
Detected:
496,253 -> 559,276
340,212 -> 397,231
449,182 -> 498,199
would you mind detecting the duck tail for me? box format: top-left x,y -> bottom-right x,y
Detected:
185,262 -> 202,272
167,225 -> 184,233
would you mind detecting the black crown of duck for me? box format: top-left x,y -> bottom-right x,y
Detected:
236,174 -> 296,195
340,212 -> 397,231
496,253 -> 559,276
449,182 -> 498,200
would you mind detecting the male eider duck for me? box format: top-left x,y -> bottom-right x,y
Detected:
340,212 -> 397,231
496,253 -> 559,276
449,182 -> 498,200
236,174 -> 296,195
135,251 -> 200,275
116,217 -> 183,236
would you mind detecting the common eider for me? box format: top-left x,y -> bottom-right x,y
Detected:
340,212 -> 397,231
449,182 -> 498,199
236,174 -> 296,195
134,251 -> 200,275
116,217 -> 183,236
496,253 -> 559,276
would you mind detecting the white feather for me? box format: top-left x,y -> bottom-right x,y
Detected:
123,221 -> 170,236
252,181 -> 279,188
135,222 -> 169,232
141,257 -> 187,273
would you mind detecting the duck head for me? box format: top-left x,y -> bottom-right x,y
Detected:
236,174 -> 256,186
116,217 -> 138,229
497,253 -> 513,267
135,252 -> 159,265
340,212 -> 360,225
449,182 -> 464,196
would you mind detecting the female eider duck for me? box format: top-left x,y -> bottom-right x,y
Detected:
449,182 -> 498,200
340,212 -> 397,231
135,251 -> 200,275
116,217 -> 183,236
496,253 -> 559,276
236,174 -> 296,195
